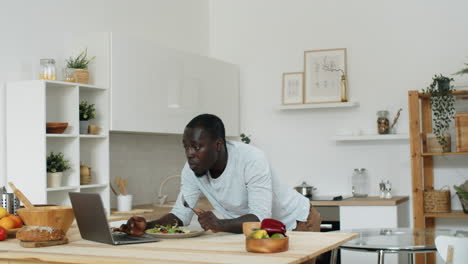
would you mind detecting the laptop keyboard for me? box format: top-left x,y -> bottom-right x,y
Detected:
112,233 -> 151,241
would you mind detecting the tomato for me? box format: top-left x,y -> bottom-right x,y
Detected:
162,231 -> 168,233
0,226 -> 6,241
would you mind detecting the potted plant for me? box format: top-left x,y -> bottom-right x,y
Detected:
65,48 -> 95,84
453,180 -> 468,213
79,101 -> 96,134
421,74 -> 456,152
240,133 -> 251,144
47,152 -> 71,188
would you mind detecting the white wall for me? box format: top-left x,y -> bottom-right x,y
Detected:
209,0 -> 468,228
0,0 -> 210,189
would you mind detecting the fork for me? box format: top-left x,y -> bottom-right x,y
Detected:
181,195 -> 200,216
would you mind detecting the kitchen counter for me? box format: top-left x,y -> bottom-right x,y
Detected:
0,228 -> 357,264
310,196 -> 409,207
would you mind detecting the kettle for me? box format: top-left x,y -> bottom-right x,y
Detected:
294,181 -> 317,198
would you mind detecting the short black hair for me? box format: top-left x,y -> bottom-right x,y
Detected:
186,114 -> 226,143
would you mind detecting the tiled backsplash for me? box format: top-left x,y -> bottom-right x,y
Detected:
110,133 -> 186,208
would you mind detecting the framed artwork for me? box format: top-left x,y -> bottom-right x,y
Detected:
282,72 -> 304,105
304,48 -> 347,103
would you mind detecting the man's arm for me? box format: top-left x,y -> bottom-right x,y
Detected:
196,210 -> 259,233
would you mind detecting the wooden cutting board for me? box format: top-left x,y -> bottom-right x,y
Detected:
20,237 -> 68,248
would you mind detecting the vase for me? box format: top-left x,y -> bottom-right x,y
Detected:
80,164 -> 92,185
47,172 -> 63,188
456,192 -> 468,213
437,80 -> 451,91
79,120 -> 89,134
340,74 -> 348,102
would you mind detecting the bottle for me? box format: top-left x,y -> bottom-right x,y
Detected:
352,168 -> 369,197
377,110 -> 390,134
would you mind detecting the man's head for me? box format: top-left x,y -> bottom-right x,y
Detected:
183,114 -> 226,177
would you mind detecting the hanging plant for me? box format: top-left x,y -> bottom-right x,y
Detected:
421,74 -> 456,147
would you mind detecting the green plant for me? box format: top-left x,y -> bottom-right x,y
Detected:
421,74 -> 456,146
454,61 -> 468,76
454,180 -> 468,200
79,101 -> 96,121
66,48 -> 95,69
240,133 -> 251,144
47,152 -> 71,173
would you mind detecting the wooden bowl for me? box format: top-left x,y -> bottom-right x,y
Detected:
17,206 -> 75,233
246,237 -> 289,253
242,222 -> 261,237
46,122 -> 68,134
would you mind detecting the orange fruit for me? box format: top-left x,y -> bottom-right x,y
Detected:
0,216 -> 15,230
7,214 -> 23,228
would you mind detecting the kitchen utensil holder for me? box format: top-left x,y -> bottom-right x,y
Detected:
117,194 -> 133,212
1,193 -> 20,215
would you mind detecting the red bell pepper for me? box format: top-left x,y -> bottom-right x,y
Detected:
260,218 -> 286,235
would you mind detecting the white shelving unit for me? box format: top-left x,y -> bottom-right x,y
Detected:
334,134 -> 410,141
6,80 -> 110,213
275,101 -> 359,110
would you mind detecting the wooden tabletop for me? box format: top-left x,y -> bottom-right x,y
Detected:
310,196 -> 409,207
0,228 -> 357,264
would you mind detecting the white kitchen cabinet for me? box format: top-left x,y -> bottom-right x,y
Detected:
110,33 -> 240,136
340,201 -> 410,264
6,80 -> 110,213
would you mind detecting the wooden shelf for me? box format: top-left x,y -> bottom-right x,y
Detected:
276,101 -> 359,110
425,210 -> 468,218
421,152 -> 468,156
334,134 -> 409,141
418,90 -> 468,97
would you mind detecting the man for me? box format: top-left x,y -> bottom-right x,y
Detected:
120,114 -> 320,235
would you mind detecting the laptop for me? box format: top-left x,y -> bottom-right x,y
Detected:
69,192 -> 160,245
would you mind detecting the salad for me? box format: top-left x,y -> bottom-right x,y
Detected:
146,223 -> 191,234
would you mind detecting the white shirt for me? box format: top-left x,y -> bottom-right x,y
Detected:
171,141 -> 310,231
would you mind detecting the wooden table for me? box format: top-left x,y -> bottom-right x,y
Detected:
0,228 -> 357,264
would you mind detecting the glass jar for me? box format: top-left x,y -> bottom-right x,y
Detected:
352,168 -> 369,197
39,59 -> 56,80
377,110 -> 390,134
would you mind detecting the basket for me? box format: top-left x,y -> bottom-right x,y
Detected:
424,188 -> 451,213
74,69 -> 89,84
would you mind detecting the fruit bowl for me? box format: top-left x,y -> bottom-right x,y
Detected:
246,236 -> 289,253
46,122 -> 68,134
17,206 -> 75,233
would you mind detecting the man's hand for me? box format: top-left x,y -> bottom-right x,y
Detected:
116,215 -> 147,236
196,209 -> 222,233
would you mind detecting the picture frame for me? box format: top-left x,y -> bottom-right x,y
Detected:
303,48 -> 347,104
282,72 -> 304,105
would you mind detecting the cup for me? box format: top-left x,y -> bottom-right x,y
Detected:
242,222 -> 261,237
117,194 -> 133,212
88,125 -> 102,135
